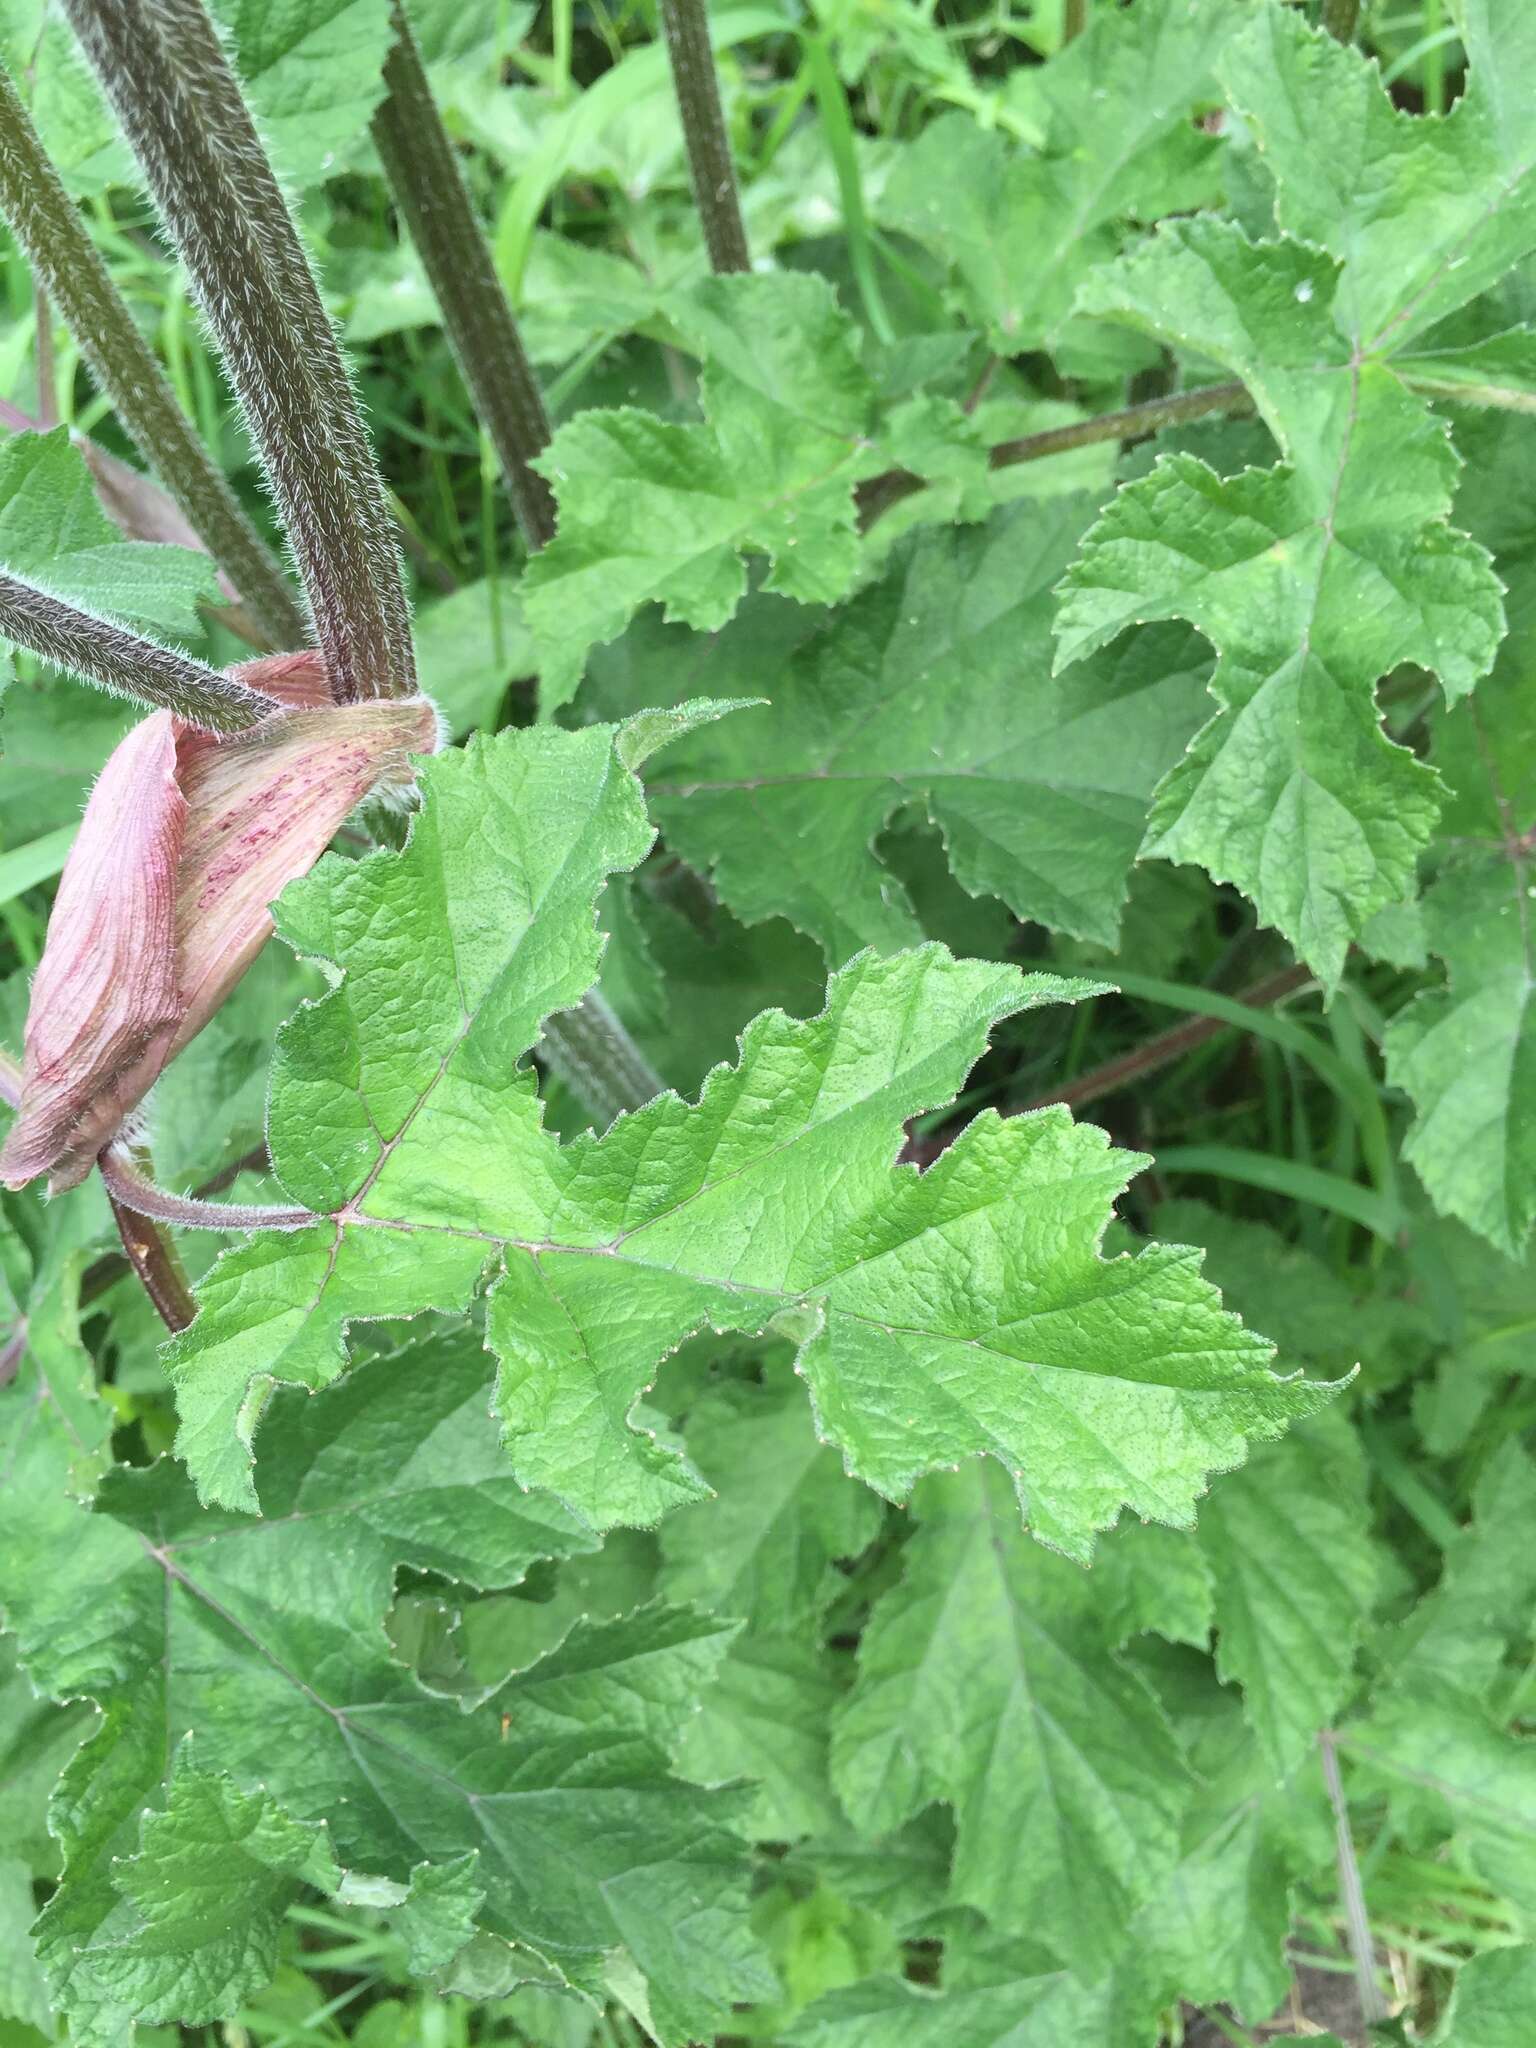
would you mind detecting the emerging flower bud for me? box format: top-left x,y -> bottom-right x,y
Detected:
0,654 -> 436,1192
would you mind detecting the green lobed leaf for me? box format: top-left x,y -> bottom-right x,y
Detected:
1348,1695 -> 1536,1919
829,1464 -> 1194,1974
1430,1945 -> 1536,2048
1385,648 -> 1536,1255
523,272 -> 879,713
1197,1420 -> 1378,1779
209,0 -> 398,187
0,1327 -> 771,2044
878,0 -> 1240,351
1222,0 -> 1536,351
165,722 -> 1332,1561
612,499 -> 1211,962
0,428 -> 219,641
1057,218 -> 1504,983
657,1364 -> 883,1636
1382,1442 -> 1536,1704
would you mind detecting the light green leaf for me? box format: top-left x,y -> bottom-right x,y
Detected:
0,1328 -> 770,2045
0,1855 -> 50,2032
209,0 -> 398,187
631,500 -> 1211,962
1221,0 -> 1536,351
0,2 -> 128,190
829,1465 -> 1194,1973
167,723 -> 1331,1561
675,1635 -> 847,1841
1384,1442 -> 1536,1703
785,1951 -> 1127,2048
1058,221 -> 1503,983
411,577 -> 531,736
90,1767 -> 341,2025
523,273 -> 878,713
1198,1422 -> 1378,1778
1386,662 -> 1536,1255
1128,1688 -> 1311,2026
596,882 -> 825,1100
1348,1695 -> 1536,1917
0,428 -> 218,641
0,671 -> 134,843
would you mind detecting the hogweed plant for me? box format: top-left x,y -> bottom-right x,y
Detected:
2,0 -> 1536,2043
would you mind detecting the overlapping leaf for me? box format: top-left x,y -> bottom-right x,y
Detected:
1197,1421 -> 1378,1778
1386,656 -> 1536,1255
877,0 -> 1240,352
0,427 -> 218,639
0,1328 -> 771,2044
1056,211 -> 1504,984
165,720 -> 1332,1562
523,272 -> 879,712
829,1464 -> 1195,1973
608,499 -> 1212,962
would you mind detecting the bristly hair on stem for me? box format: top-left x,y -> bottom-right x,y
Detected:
0,571 -> 274,731
659,0 -> 751,275
62,0 -> 416,705
371,1 -> 557,552
0,63 -> 305,651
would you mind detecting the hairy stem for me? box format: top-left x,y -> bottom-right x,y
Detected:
1321,0 -> 1360,42
0,62 -> 305,649
542,990 -> 666,1125
63,0 -> 416,703
660,0 -> 751,274
1,1059 -> 197,1335
372,3 -> 557,551
33,279 -> 56,428
0,571 -> 273,730
1062,0 -> 1089,44
100,1143 -> 318,1233
364,13 -> 667,1118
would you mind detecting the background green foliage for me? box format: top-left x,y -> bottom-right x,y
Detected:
4,0 -> 1536,2043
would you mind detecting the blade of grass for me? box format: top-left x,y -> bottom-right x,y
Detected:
1152,1144 -> 1400,1241
801,30 -> 894,343
0,823 -> 75,903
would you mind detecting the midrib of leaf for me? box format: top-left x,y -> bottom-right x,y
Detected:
973,1481 -> 1169,1893
128,1528 -> 631,1923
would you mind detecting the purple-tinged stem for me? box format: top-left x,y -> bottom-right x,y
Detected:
0,571 -> 273,730
0,62 -> 305,649
63,0 -> 415,703
99,1143 -> 319,1233
371,3 -> 556,551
